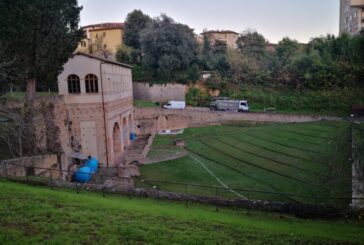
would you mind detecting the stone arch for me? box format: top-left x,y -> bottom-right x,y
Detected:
157,115 -> 167,131
112,122 -> 122,157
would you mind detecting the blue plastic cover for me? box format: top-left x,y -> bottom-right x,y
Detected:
74,166 -> 92,183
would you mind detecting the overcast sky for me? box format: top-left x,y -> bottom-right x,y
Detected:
78,0 -> 340,43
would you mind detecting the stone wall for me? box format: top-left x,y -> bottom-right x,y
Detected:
0,154 -> 60,178
133,107 -> 342,135
1,96 -> 65,156
133,82 -> 187,102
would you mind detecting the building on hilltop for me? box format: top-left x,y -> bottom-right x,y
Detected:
57,52 -> 133,167
76,23 -> 125,60
266,42 -> 277,53
340,0 -> 364,35
201,30 -> 239,49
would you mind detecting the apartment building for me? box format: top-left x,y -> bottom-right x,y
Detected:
340,0 -> 364,35
201,30 -> 239,49
76,23 -> 124,60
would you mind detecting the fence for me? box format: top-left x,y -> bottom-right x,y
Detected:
352,121 -> 364,208
1,159 -> 364,217
0,160 -> 134,192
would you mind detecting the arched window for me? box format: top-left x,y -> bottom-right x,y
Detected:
67,75 -> 80,94
85,74 -> 99,93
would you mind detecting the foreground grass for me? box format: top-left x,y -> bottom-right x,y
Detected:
139,122 -> 351,205
1,180 -> 364,244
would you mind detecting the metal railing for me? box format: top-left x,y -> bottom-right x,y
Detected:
1,160 -> 363,209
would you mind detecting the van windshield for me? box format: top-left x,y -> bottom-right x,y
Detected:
240,102 -> 247,106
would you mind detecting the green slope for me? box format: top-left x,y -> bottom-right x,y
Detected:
1,180 -> 363,244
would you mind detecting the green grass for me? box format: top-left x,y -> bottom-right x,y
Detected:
226,86 -> 364,116
138,122 -> 352,205
133,100 -> 160,108
1,92 -> 57,101
1,180 -> 364,244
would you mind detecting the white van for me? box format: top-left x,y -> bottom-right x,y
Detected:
163,101 -> 186,110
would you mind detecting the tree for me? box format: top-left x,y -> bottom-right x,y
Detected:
123,10 -> 151,50
276,37 -> 300,64
237,29 -> 267,61
140,14 -> 197,82
0,0 -> 84,103
91,35 -> 112,59
212,40 -> 228,55
123,10 -> 151,64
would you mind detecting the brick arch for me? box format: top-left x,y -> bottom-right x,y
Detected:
112,122 -> 122,156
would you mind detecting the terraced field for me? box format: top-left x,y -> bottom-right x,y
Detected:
137,121 -> 352,206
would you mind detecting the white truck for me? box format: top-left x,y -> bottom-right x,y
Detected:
210,99 -> 249,112
163,101 -> 186,110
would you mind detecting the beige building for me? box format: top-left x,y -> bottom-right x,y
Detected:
201,30 -> 239,49
76,23 -> 125,60
57,53 -> 133,167
340,0 -> 364,35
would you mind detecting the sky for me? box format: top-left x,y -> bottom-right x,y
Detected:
78,0 -> 340,44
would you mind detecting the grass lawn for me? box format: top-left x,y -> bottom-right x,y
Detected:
134,100 -> 160,108
228,86 -> 364,116
1,180 -> 364,244
138,121 -> 352,206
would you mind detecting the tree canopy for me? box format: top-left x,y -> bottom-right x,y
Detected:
123,10 -> 151,50
237,30 -> 267,61
0,0 -> 84,101
140,14 -> 198,82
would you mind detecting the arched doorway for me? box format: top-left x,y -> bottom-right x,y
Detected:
113,122 -> 122,157
122,117 -> 128,149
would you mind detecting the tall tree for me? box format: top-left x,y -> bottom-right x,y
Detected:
212,40 -> 228,55
276,37 -> 300,64
0,0 -> 84,102
123,10 -> 151,50
237,30 -> 267,61
140,14 -> 197,81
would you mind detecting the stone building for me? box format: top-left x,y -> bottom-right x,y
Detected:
201,30 -> 239,49
340,0 -> 364,35
57,52 -> 133,167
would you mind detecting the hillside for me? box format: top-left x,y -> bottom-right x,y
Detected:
1,180 -> 364,244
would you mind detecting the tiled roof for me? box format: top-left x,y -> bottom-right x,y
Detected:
202,30 -> 238,35
74,52 -> 132,69
83,22 -> 125,30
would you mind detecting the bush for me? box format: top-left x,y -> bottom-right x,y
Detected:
186,88 -> 211,107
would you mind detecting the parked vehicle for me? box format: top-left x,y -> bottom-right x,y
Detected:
210,100 -> 249,112
163,101 -> 186,110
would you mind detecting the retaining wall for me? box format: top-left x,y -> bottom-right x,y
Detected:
134,107 -> 342,135
0,155 -> 59,178
133,82 -> 187,102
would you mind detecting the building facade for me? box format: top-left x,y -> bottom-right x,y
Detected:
57,53 -> 133,167
76,23 -> 124,60
201,30 -> 239,49
340,0 -> 364,35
